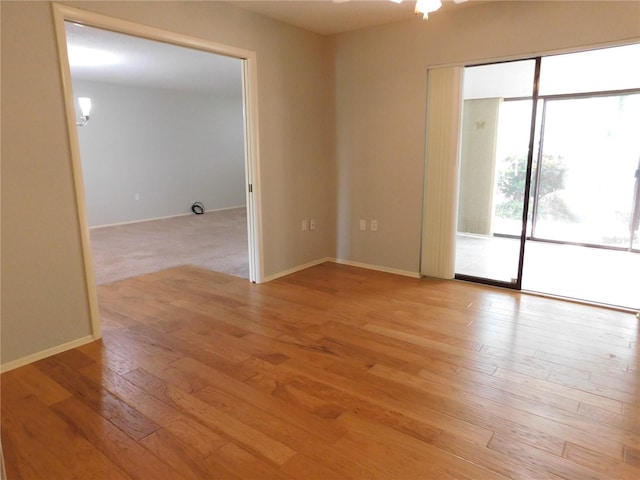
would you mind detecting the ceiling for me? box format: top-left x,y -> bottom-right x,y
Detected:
65,22 -> 244,96
65,1 -> 474,96
233,0 -> 431,36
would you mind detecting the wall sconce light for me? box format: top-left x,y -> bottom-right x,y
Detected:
76,97 -> 92,126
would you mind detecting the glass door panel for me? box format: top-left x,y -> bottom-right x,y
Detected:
493,99 -> 543,237
455,60 -> 536,285
532,94 -> 640,248
521,43 -> 640,310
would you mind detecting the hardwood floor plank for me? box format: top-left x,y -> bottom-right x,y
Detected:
493,366 -> 624,413
589,370 -> 640,397
173,356 -> 345,444
52,396 -> 186,480
624,445 -> 640,467
172,298 -> 285,339
35,356 -> 161,442
370,363 -> 567,455
335,412 -> 509,480
242,355 -> 491,446
205,442 -> 293,480
1,424 -> 81,480
479,344 -> 592,381
169,326 -> 253,363
280,453 -> 352,480
245,372 -> 345,419
455,367 -> 580,414
488,433 -> 610,480
310,320 -> 469,375
432,431 -> 563,480
2,393 -> 131,480
123,367 -> 297,466
139,429 -> 238,480
79,360 -> 234,457
3,263 -> 638,479
77,339 -> 141,376
563,441 -> 640,478
1,364 -> 72,406
2,433 -> 31,480
193,384 -> 362,468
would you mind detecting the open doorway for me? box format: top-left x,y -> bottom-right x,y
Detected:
454,43 -> 640,310
53,4 -> 263,337
66,23 -> 250,284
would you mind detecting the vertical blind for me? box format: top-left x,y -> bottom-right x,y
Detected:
421,66 -> 463,279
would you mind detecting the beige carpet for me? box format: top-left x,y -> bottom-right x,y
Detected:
89,207 -> 249,285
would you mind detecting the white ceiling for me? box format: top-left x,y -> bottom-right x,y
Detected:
233,0 -> 424,36
65,22 -> 244,96
65,1 -> 474,96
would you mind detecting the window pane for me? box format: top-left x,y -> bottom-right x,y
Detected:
539,43 -> 640,96
464,61 -> 536,99
533,94 -> 640,247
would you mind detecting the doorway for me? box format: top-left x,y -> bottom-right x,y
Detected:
66,22 -> 250,284
53,4 -> 263,337
454,43 -> 640,310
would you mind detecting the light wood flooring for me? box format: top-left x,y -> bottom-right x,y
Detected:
2,262 -> 639,479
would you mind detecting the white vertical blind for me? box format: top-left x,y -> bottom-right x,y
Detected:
421,66 -> 463,279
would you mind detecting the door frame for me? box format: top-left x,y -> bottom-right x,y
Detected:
52,3 -> 264,340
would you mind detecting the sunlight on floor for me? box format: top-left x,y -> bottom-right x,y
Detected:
456,234 -> 640,310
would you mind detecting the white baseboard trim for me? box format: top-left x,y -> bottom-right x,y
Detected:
89,205 -> 246,230
263,257 -> 421,282
0,334 -> 97,373
329,258 -> 421,279
262,257 -> 332,283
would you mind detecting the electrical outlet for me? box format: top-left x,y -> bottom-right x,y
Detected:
301,219 -> 308,232
371,219 -> 378,231
359,219 -> 366,231
309,219 -> 316,231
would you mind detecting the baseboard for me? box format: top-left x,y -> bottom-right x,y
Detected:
89,205 -> 246,230
262,257 -> 332,282
329,258 -> 421,279
263,257 -> 421,282
0,334 -> 96,373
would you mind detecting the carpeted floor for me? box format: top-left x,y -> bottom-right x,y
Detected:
89,207 -> 249,285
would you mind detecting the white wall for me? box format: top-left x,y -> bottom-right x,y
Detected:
74,80 -> 246,227
457,98 -> 501,235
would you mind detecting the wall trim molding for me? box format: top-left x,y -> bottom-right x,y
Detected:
89,205 -> 246,230
262,257 -> 331,283
263,257 -> 421,283
330,258 -> 421,279
0,335 -> 96,374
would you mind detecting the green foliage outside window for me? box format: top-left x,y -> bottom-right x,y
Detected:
496,155 -> 573,221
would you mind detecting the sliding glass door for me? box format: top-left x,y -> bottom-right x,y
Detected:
455,60 -> 538,287
453,42 -> 640,309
